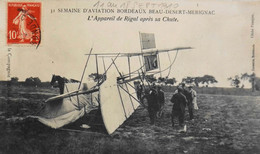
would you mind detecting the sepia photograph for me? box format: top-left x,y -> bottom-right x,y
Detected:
0,0 -> 259,153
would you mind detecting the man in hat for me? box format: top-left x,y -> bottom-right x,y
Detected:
181,83 -> 193,120
147,86 -> 159,125
156,85 -> 165,118
136,83 -> 143,100
170,86 -> 187,127
188,85 -> 198,110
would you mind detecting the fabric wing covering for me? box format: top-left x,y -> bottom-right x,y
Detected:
33,72 -> 139,134
100,72 -> 139,134
140,33 -> 156,50
33,82 -> 99,129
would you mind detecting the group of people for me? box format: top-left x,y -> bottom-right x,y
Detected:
171,83 -> 198,127
138,83 -> 198,127
137,84 -> 165,125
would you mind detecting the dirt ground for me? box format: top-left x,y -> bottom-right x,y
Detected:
0,86 -> 260,154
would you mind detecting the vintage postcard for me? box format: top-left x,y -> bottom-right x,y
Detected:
0,0 -> 259,153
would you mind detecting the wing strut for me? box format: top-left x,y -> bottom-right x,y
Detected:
157,52 -> 162,78
116,85 -> 128,119
127,56 -> 131,79
78,47 -> 93,90
95,55 -> 99,82
102,57 -> 106,72
166,51 -> 172,77
111,59 -> 135,111
76,47 -> 93,109
118,84 -> 140,104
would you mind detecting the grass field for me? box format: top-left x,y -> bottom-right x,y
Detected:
0,85 -> 260,154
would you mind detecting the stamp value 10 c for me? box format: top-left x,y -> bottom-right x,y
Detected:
7,2 -> 41,48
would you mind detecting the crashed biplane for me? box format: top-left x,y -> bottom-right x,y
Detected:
33,33 -> 192,135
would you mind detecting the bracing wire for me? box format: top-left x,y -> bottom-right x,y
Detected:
147,50 -> 179,77
121,50 -> 179,81
122,63 -> 146,77
166,51 -> 173,78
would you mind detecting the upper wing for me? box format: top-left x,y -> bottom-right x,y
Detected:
85,47 -> 193,57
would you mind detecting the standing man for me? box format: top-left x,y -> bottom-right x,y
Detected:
181,83 -> 194,120
171,86 -> 187,127
147,87 -> 159,125
157,85 -> 165,118
188,86 -> 198,110
136,83 -> 143,101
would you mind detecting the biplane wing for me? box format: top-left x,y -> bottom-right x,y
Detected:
34,69 -> 140,135
85,47 -> 193,57
32,82 -> 99,129
100,71 -> 139,134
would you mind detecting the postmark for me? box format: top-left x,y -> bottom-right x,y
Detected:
7,2 -> 41,48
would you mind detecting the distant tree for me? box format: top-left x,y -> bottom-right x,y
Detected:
158,77 -> 165,84
228,75 -> 240,88
241,73 -> 250,81
33,77 -> 41,86
182,76 -> 216,87
10,77 -> 19,83
240,73 -> 257,91
255,77 -> 260,91
234,78 -> 241,88
182,77 -> 194,85
165,77 -> 177,85
25,77 -> 41,86
200,75 -> 218,86
194,77 -> 203,87
229,73 -> 257,90
25,77 -> 34,86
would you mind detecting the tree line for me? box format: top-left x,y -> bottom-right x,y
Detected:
228,73 -> 260,91
9,74 -> 217,87
129,74 -> 217,87
9,77 -> 43,87
8,73 -> 260,91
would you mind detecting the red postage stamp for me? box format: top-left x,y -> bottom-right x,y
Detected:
7,2 -> 41,48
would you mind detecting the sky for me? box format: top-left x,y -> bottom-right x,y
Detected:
0,0 -> 259,88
